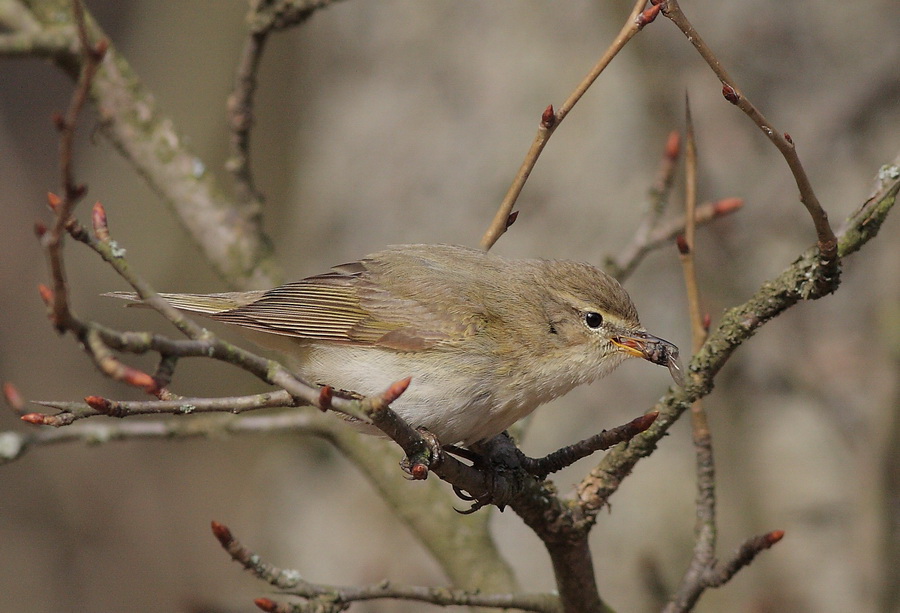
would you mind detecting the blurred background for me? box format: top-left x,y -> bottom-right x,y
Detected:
1,1 -> 898,611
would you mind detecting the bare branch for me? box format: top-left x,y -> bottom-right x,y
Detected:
664,530 -> 785,612
211,520 -> 561,612
227,0 -> 344,206
11,2 -> 280,289
607,197 -> 744,283
575,155 -> 900,514
660,0 -> 839,296
479,0 -> 653,251
668,96 -> 721,610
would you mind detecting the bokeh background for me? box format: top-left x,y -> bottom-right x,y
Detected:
1,1 -> 898,611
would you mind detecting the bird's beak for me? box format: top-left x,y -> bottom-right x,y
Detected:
612,331 -> 685,387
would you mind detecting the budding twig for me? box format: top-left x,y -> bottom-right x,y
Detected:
479,0 -> 653,251
660,0 -> 839,296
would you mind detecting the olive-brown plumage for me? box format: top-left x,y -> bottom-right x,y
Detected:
109,244 -> 680,444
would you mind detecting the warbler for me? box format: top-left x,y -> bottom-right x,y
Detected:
110,244 -> 681,445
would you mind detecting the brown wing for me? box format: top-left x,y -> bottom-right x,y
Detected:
209,253 -> 480,350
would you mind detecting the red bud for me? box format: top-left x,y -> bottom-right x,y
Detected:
84,395 -> 112,412
675,234 -> 690,255
37,284 -> 53,307
46,192 -> 62,210
92,38 -> 109,60
3,382 -> 24,412
665,130 -> 681,161
506,210 -> 519,229
766,530 -> 785,545
21,413 -> 50,425
210,520 -> 233,546
51,113 -> 67,131
317,385 -> 333,412
91,201 -> 109,242
541,104 -> 556,129
123,368 -> 157,392
722,84 -> 740,104
410,463 -> 429,480
633,411 -> 659,433
254,598 -> 277,612
637,3 -> 661,27
712,197 -> 744,215
383,377 -> 412,405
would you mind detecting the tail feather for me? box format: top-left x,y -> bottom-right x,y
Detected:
103,291 -> 263,315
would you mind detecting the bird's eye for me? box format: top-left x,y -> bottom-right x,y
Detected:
584,311 -> 603,329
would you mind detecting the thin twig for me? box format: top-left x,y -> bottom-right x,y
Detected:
43,0 -> 106,333
606,130 -> 681,280
666,95 -> 720,611
664,531 -> 785,612
519,412 -> 658,480
211,520 -> 562,612
1,409 -> 333,466
226,29 -> 268,206
30,390 -> 297,423
608,197 -> 744,282
660,0 -> 839,296
226,0 -> 345,207
479,0 -> 656,251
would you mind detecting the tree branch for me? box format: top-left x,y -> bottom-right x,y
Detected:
660,0 -> 839,296
480,0 -> 656,251
211,520 -> 560,612
575,153 -> 900,515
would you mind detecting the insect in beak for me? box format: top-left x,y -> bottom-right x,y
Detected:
612,331 -> 685,387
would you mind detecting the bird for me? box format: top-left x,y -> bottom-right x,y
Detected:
108,244 -> 681,445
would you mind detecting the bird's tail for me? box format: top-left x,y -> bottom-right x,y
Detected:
103,291 -> 264,315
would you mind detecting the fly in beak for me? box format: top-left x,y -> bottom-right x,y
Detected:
612,331 -> 685,387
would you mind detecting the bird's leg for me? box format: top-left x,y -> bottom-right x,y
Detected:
446,432 -> 529,513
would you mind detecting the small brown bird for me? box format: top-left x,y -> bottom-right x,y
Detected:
110,244 -> 681,445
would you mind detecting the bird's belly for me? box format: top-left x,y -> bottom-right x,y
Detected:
287,344 -> 534,445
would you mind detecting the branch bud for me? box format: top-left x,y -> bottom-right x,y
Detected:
637,3 -> 661,28
505,210 -> 519,229
91,201 -> 110,242
46,192 -> 63,210
37,284 -> 54,307
665,130 -> 681,161
766,529 -> 785,545
210,521 -> 233,547
722,84 -> 740,104
540,104 -> 556,129
84,395 -> 112,413
712,197 -> 744,215
2,382 -> 24,412
253,598 -> 278,612
382,377 -> 412,405
21,413 -> 51,425
317,385 -> 333,412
